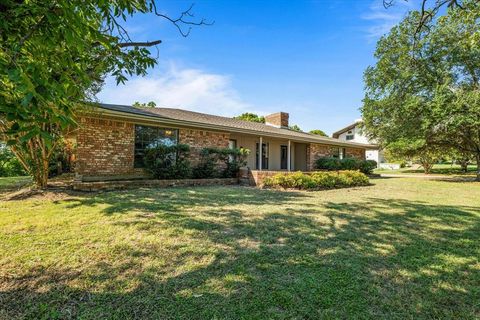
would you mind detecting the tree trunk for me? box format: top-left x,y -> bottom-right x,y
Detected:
421,160 -> 433,174
476,154 -> 480,182
460,161 -> 468,173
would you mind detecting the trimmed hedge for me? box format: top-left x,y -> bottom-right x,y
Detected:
263,171 -> 369,190
315,157 -> 377,174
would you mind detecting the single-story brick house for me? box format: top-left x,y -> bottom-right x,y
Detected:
73,103 -> 376,180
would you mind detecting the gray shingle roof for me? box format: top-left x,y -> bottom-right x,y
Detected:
96,103 -> 376,148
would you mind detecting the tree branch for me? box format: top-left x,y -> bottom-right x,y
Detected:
150,2 -> 214,37
118,40 -> 162,48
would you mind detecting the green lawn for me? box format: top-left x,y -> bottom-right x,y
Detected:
1,178 -> 479,319
0,176 -> 31,191
375,163 -> 477,175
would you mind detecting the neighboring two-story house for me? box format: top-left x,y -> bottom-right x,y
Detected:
332,120 -> 385,166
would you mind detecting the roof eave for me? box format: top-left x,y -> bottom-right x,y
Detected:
86,106 -> 377,149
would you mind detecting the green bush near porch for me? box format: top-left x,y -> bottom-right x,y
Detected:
315,157 -> 377,174
263,170 -> 369,190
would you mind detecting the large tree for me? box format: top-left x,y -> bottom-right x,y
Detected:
0,1 -> 209,188
234,113 -> 266,123
362,1 -> 480,179
309,129 -> 328,137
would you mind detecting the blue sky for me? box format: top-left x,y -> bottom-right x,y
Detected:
98,0 -> 414,135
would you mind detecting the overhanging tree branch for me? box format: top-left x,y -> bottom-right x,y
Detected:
118,40 -> 162,48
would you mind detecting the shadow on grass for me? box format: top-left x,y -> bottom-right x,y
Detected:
1,187 -> 479,319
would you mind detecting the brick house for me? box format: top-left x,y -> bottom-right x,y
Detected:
74,103 -> 375,180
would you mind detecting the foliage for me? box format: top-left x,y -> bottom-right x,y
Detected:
386,139 -> 443,174
0,144 -> 25,177
133,101 -> 156,108
234,113 -> 265,123
315,157 -> 377,174
289,124 -> 302,132
309,129 -> 328,137
361,2 -> 480,180
0,1 -> 208,188
193,147 -> 250,179
48,138 -> 76,177
263,171 -> 369,190
143,144 -> 191,179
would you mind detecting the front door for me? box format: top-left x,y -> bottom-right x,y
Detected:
280,145 -> 288,170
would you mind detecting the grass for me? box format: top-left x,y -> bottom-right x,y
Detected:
0,178 -> 479,319
374,163 -> 477,175
0,176 -> 31,191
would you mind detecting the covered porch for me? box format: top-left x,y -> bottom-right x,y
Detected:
229,133 -> 308,172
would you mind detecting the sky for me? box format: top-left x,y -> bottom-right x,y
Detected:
98,0 -> 415,135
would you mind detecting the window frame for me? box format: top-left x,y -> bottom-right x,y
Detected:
133,125 -> 179,168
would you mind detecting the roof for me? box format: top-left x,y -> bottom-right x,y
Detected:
332,121 -> 362,138
93,103 -> 376,149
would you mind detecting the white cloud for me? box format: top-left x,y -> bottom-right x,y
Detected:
362,0 -> 415,39
97,62 -> 256,117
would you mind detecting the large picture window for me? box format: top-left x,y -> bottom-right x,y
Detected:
134,125 -> 178,168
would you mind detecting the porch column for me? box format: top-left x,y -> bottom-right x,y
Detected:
259,136 -> 263,171
287,140 -> 291,171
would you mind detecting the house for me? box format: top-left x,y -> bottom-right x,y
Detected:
332,120 -> 385,165
74,104 -> 376,181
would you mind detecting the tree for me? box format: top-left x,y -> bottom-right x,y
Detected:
362,2 -> 480,180
0,1 -> 210,188
387,139 -> 443,174
133,101 -> 157,108
234,113 -> 265,123
383,0 -> 466,34
309,129 -> 328,137
289,125 -> 302,132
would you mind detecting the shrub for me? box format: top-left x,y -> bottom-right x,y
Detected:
358,160 -> 377,174
340,157 -> 358,170
193,147 -> 250,179
263,170 -> 369,190
315,157 -> 377,174
315,157 -> 342,171
144,144 -> 192,179
0,144 -> 26,177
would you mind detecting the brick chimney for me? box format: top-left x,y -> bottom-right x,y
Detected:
265,112 -> 289,128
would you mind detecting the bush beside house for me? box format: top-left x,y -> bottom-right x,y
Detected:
263,171 -> 369,190
144,145 -> 250,180
315,157 -> 377,174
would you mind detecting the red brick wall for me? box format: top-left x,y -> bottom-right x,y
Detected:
307,144 -> 336,170
76,117 -> 231,177
345,147 -> 366,160
265,112 -> 289,127
179,129 -> 230,166
76,117 -> 135,176
75,116 -> 365,177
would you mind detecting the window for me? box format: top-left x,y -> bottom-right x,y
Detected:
228,139 -> 237,162
346,134 -> 354,140
228,139 -> 237,149
134,125 -> 178,168
332,147 -> 340,158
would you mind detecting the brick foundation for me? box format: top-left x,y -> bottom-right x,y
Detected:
249,170 -> 289,187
